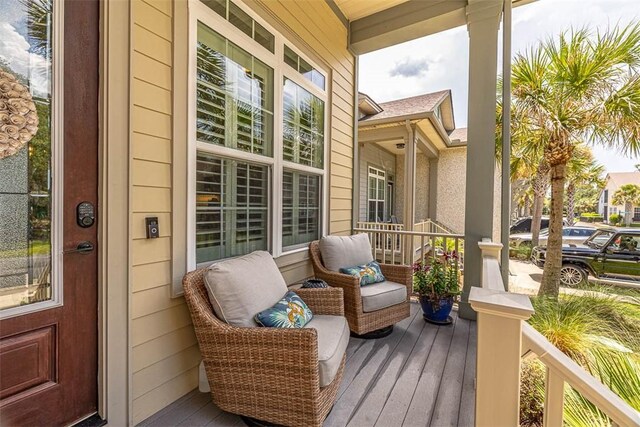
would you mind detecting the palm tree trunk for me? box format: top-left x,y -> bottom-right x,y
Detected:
625,202 -> 632,226
531,194 -> 544,247
531,164 -> 550,247
539,163 -> 566,297
566,183 -> 576,226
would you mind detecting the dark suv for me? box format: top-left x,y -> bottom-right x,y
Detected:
531,228 -> 640,286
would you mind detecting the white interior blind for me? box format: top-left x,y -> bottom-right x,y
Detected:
196,152 -> 269,263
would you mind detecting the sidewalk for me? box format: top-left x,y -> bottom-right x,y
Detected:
507,259 -> 638,300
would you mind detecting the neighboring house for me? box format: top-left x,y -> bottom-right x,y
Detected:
2,1 -> 631,427
597,172 -> 640,221
357,91 -> 501,236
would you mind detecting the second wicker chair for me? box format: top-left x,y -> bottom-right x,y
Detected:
309,239 -> 412,336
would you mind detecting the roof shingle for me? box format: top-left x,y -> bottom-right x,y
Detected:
360,90 -> 449,122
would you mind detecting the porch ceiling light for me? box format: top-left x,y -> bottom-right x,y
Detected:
396,143 -> 405,150
0,70 -> 39,159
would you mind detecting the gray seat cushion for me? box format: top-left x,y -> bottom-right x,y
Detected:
203,251 -> 288,327
319,234 -> 374,272
304,315 -> 349,387
360,281 -> 407,313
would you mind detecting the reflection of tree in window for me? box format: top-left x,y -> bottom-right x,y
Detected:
283,79 -> 324,168
196,23 -> 273,156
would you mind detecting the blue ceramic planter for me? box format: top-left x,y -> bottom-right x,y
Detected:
419,295 -> 454,324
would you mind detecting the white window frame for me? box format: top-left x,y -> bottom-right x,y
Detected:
187,0 -> 329,271
1,0 -> 64,319
367,166 -> 386,223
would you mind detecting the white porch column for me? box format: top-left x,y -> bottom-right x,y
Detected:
403,121 -> 417,231
459,0 -> 503,320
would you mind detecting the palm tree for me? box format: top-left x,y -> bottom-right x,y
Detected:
511,24 -> 640,297
497,83 -> 549,247
612,184 -> 640,226
565,145 -> 604,225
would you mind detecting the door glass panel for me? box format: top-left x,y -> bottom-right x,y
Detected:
1,0 -> 54,311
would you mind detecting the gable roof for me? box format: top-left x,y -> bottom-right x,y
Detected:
606,172 -> 640,189
448,127 -> 467,145
359,90 -> 450,122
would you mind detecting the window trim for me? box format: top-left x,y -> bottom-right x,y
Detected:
367,166 -> 386,223
187,0 -> 329,272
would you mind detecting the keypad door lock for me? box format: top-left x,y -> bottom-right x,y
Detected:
77,201 -> 95,228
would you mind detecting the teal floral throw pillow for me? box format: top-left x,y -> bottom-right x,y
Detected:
340,261 -> 385,286
255,291 -> 313,328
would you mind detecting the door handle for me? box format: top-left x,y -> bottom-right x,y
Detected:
63,241 -> 95,255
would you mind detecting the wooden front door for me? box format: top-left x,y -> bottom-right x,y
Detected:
0,0 -> 99,425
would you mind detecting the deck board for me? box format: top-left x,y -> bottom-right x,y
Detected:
137,303 -> 476,427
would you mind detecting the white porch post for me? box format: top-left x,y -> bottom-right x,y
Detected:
459,0 -> 503,320
403,121 -> 417,231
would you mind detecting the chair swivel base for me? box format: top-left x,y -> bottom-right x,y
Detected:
241,405 -> 334,427
241,416 -> 283,427
350,325 -> 393,339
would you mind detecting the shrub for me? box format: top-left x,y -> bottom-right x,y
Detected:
520,294 -> 640,425
580,213 -> 604,223
609,213 -> 622,225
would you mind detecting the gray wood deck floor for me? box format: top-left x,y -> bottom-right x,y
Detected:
138,303 -> 476,427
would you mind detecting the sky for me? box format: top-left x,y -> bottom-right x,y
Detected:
359,0 -> 640,174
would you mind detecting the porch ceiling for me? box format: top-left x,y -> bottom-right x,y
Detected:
333,0 -> 409,21
340,0 -> 536,55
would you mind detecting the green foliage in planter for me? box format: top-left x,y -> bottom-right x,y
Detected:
412,254 -> 460,299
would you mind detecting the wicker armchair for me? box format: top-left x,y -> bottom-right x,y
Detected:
183,268 -> 346,427
309,241 -> 412,336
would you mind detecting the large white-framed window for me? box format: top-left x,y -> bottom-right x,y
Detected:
188,0 -> 328,269
367,166 -> 386,222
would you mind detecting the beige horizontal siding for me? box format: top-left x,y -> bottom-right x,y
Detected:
129,0 -> 355,423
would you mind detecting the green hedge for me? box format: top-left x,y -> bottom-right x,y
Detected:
580,213 -> 604,223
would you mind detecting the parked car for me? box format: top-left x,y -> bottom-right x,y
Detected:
510,216 -> 568,234
531,228 -> 640,286
510,226 -> 596,248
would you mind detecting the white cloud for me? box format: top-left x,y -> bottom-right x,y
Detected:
0,22 -> 50,97
358,0 -> 640,171
389,57 -> 432,78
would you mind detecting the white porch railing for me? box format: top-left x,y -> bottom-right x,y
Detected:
469,241 -> 640,427
353,225 -> 464,277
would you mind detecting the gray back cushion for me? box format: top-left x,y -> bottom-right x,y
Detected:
319,234 -> 374,272
203,251 -> 288,327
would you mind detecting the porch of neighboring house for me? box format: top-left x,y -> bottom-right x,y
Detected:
138,303 -> 476,427
356,91 -> 468,236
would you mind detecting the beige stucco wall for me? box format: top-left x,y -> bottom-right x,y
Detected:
358,143 -> 396,221
415,153 -> 430,222
395,154 -> 405,219
436,147 -> 466,233
435,146 -> 501,239
127,0 -> 355,423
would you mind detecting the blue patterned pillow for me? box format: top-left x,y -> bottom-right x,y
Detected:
255,291 -> 313,328
340,261 -> 386,286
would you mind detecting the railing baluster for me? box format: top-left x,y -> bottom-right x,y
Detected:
543,368 -> 565,427
420,235 -> 425,264
383,232 -> 388,264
